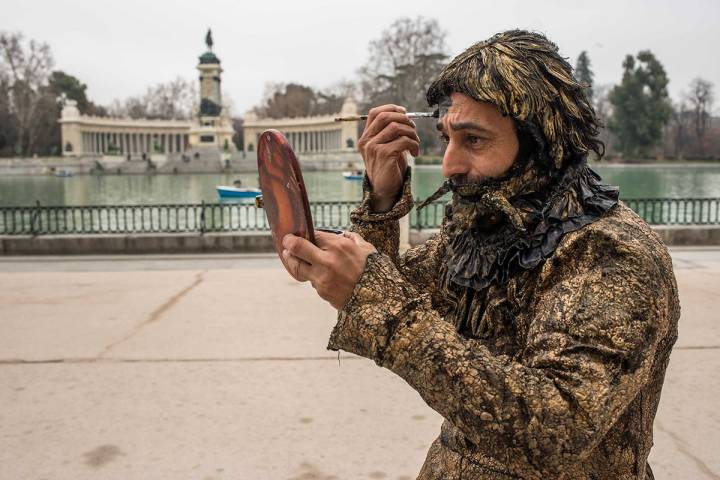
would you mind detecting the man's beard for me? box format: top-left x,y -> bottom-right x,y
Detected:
417,158 -> 541,236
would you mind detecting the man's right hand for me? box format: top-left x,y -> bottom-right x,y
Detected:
357,105 -> 420,213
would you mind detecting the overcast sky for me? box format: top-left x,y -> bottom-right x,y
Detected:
5,0 -> 719,115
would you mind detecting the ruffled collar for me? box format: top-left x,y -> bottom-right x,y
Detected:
427,157 -> 619,293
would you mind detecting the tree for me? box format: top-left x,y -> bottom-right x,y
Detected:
358,16 -> 449,154
574,51 -> 594,103
253,82 -> 349,119
665,100 -> 693,159
0,31 -> 55,156
48,71 -> 88,111
0,73 -> 18,155
359,16 -> 447,110
47,70 -> 106,116
608,51 -> 672,159
109,77 -> 196,120
592,84 -> 615,157
686,78 -> 714,142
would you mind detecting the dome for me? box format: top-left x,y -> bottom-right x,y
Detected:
199,51 -> 220,64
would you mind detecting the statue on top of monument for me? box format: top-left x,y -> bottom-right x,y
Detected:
205,28 -> 213,50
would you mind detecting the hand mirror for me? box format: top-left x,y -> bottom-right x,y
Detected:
256,130 -> 317,259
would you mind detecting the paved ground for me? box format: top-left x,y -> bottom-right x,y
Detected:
0,249 -> 718,480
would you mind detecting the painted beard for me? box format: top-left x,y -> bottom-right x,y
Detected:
417,156 -> 544,238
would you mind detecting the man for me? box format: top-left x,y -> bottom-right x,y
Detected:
281,30 -> 678,479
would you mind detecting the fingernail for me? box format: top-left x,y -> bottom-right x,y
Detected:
282,249 -> 289,258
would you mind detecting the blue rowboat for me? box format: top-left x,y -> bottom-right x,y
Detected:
216,186 -> 262,199
342,171 -> 363,180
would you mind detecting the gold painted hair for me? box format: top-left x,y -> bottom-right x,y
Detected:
427,30 -> 603,168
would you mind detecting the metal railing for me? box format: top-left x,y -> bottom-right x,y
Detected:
0,197 -> 718,235
411,197 -> 720,229
0,200 -> 356,236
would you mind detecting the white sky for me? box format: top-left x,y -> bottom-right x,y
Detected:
5,0 -> 719,115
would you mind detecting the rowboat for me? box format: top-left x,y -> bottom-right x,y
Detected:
342,171 -> 363,180
216,186 -> 262,199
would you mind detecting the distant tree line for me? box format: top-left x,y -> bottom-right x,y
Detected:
0,31 -> 201,157
580,48 -> 717,160
1,24 -> 717,160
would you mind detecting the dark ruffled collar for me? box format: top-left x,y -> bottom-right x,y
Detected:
438,160 -> 619,292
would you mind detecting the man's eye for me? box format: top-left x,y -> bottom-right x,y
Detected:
438,134 -> 449,144
467,135 -> 483,145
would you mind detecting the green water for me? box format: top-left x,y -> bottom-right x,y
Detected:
1,164 -> 719,206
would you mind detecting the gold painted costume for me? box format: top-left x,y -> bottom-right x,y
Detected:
327,31 -> 679,479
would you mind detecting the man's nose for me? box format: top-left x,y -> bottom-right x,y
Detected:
442,143 -> 470,178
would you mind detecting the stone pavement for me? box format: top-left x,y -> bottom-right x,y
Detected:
0,249 -> 718,480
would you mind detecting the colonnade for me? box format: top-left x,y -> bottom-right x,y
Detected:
80,131 -> 190,156
281,129 -> 344,154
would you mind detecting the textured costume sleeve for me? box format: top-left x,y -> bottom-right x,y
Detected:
349,168 -> 448,296
328,219 -> 675,478
348,169 -> 414,265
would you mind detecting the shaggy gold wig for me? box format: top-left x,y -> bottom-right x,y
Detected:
426,30 -> 602,168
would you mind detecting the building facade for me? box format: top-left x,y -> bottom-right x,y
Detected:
60,31 -> 234,157
242,97 -> 359,155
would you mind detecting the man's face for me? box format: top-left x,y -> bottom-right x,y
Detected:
437,93 -> 519,183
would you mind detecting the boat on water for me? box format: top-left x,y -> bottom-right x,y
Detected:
342,170 -> 363,180
53,169 -> 74,177
216,186 -> 262,199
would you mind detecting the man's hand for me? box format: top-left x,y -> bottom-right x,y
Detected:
358,105 -> 420,213
281,231 -> 377,309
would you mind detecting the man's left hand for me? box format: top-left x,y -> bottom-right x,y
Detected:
281,231 -> 377,309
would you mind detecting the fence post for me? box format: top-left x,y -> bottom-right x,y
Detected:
30,200 -> 41,237
199,200 -> 206,235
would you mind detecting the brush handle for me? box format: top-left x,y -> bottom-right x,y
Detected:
334,111 -> 437,122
